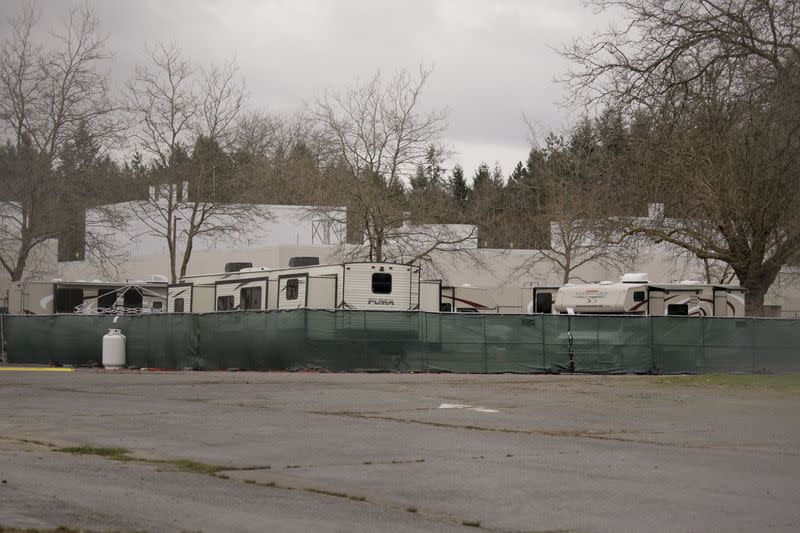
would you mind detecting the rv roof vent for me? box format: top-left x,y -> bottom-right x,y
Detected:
239,267 -> 268,272
599,280 -> 614,285
679,279 -> 701,285
620,273 -> 649,283
150,274 -> 169,283
51,278 -> 63,282
225,262 -> 253,273
289,256 -> 319,267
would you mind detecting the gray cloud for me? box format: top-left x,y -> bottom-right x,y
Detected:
0,0 -> 611,176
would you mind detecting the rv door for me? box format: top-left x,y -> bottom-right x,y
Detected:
278,275 -> 307,309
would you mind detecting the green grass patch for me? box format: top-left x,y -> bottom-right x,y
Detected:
56,444 -> 241,477
651,374 -> 800,392
55,446 -> 132,461
156,459 -> 228,476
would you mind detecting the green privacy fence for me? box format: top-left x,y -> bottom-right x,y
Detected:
3,310 -> 799,373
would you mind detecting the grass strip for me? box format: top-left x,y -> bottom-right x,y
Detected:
651,373 -> 800,392
55,445 -> 257,477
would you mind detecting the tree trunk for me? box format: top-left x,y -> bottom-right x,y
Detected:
744,288 -> 767,317
167,233 -> 177,284
179,236 -> 194,280
737,266 -> 781,317
11,255 -> 27,281
10,230 -> 32,281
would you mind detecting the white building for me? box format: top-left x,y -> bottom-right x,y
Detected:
3,198 -> 799,316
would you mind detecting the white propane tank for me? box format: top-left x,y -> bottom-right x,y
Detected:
102,329 -> 126,369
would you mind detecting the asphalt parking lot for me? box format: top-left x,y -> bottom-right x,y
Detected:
0,370 -> 798,533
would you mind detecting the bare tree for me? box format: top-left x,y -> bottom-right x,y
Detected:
309,67 -> 479,271
0,3 -> 122,281
127,44 -> 265,282
563,0 -> 800,315
198,60 -> 245,151
511,171 -> 635,285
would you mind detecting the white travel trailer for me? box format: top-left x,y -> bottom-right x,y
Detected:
7,279 -> 168,315
553,274 -> 705,316
675,281 -> 746,317
169,262 -> 440,313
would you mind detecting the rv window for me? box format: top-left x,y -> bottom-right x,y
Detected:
372,273 -> 392,294
667,304 -> 689,316
285,279 -> 299,300
633,291 -> 646,302
54,287 -> 84,313
152,301 -> 163,310
535,292 -> 553,314
440,302 -> 452,312
174,298 -> 185,313
217,295 -> 235,311
241,287 -> 262,310
123,288 -> 143,309
97,288 -> 118,309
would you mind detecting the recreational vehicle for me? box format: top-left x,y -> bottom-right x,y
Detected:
552,273 -> 746,317
673,281 -> 746,317
169,262 -> 440,313
553,274 -> 704,316
7,279 -> 168,315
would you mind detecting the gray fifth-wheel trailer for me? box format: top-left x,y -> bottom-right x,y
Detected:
167,262 -> 441,313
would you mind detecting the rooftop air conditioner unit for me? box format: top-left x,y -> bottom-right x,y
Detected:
224,262 -> 253,273
288,256 -> 319,267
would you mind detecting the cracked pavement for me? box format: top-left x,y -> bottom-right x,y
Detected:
0,371 -> 798,532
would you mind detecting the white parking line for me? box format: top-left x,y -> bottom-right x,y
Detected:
438,402 -> 499,413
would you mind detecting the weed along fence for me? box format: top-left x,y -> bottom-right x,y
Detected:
3,311 -> 800,374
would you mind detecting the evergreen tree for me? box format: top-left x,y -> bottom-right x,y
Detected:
190,135 -> 235,202
508,161 -> 527,186
448,164 -> 469,211
423,144 -> 445,187
410,164 -> 428,191
471,162 -> 491,190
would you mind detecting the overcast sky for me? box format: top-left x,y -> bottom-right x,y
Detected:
2,0 -> 614,180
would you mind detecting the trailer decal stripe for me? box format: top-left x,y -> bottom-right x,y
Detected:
451,296 -> 490,309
